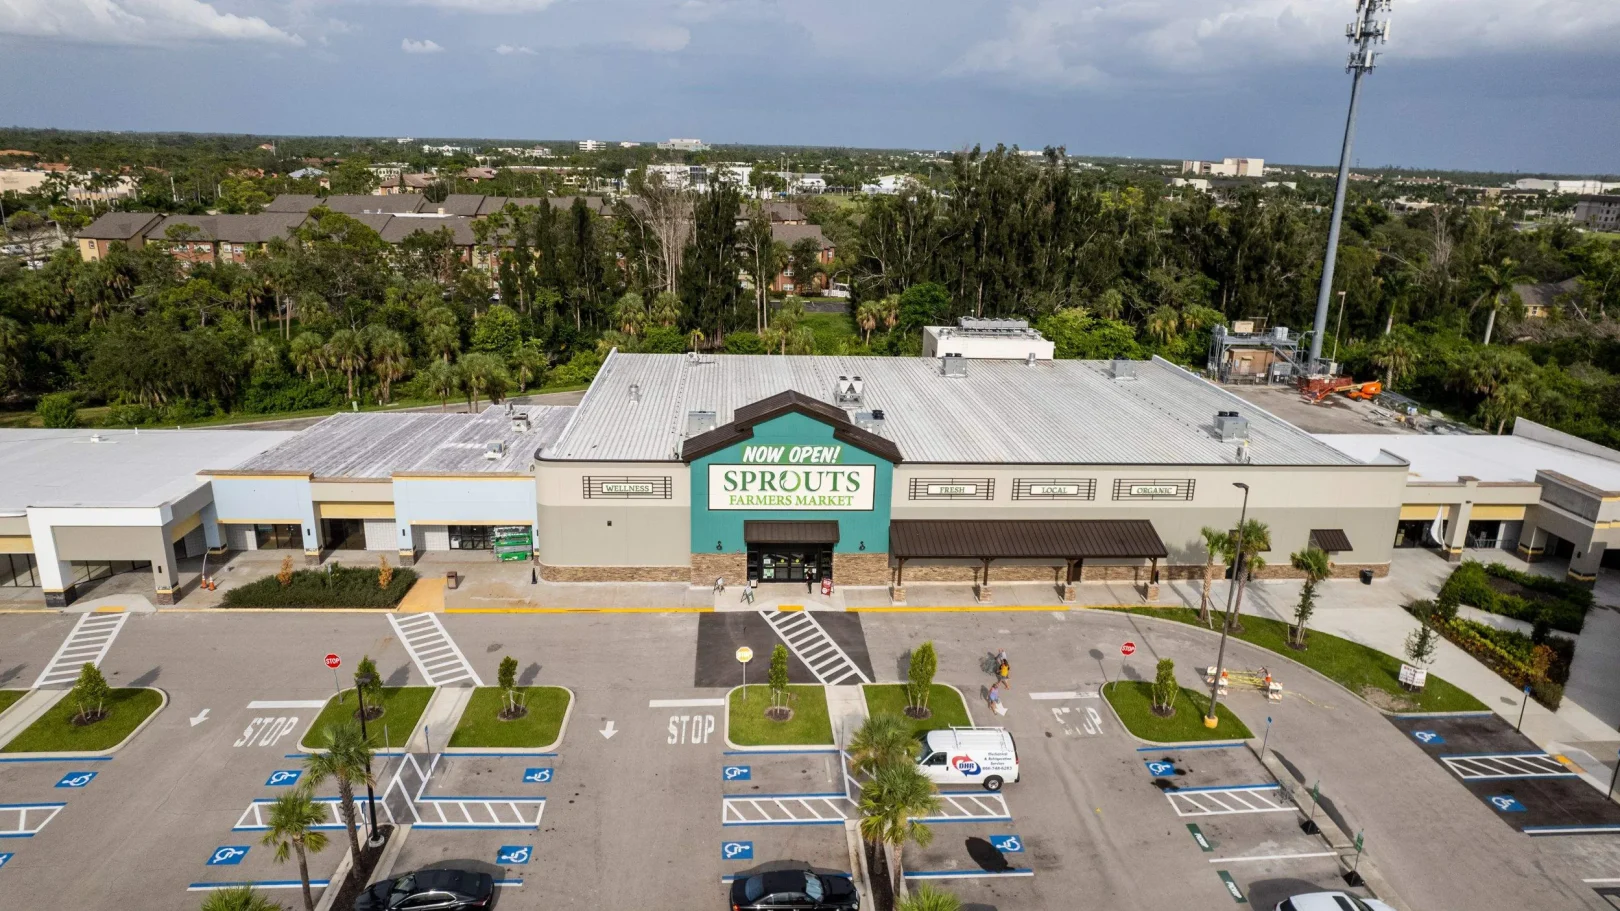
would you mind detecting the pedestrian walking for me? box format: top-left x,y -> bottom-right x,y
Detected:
995,652 -> 1011,691
986,685 -> 1005,715
805,568 -> 815,594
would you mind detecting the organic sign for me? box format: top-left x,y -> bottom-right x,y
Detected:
709,444 -> 874,510
1129,484 -> 1179,497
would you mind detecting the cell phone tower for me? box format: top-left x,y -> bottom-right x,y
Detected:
1307,0 -> 1392,374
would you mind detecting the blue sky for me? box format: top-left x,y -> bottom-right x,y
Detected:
0,0 -> 1616,174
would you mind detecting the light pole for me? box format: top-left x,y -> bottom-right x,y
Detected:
354,672 -> 384,846
1205,482 -> 1251,728
1307,0 -> 1392,373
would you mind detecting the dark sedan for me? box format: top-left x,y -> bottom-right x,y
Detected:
354,869 -> 494,911
729,869 -> 859,911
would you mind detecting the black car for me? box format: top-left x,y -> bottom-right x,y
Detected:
729,869 -> 859,911
353,869 -> 494,911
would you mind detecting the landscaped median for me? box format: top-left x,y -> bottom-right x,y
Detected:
1122,607 -> 1487,714
300,686 -> 433,750
0,687 -> 165,753
862,683 -> 971,735
727,685 -> 834,747
222,559 -> 417,609
447,686 -> 572,750
1103,680 -> 1252,743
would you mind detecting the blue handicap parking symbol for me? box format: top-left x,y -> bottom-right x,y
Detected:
723,765 -> 751,781
0,853 -> 12,870
1411,730 -> 1445,745
265,770 -> 303,787
207,846 -> 250,866
1144,761 -> 1175,778
497,845 -> 532,865
54,771 -> 97,789
1488,795 -> 1527,813
989,835 -> 1024,853
722,841 -> 754,861
522,768 -> 553,784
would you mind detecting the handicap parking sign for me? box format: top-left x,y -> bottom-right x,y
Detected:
207,846 -> 250,866
1412,730 -> 1445,745
54,771 -> 97,789
989,835 -> 1024,853
723,765 -> 751,781
497,845 -> 532,865
1488,795 -> 1527,813
1144,761 -> 1175,778
722,841 -> 754,861
265,770 -> 303,787
522,768 -> 553,784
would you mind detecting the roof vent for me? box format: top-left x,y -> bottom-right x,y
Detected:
1235,441 -> 1252,464
511,412 -> 531,433
686,410 -> 717,437
1214,411 -> 1249,442
1025,352 -> 1037,366
940,354 -> 967,377
484,440 -> 506,460
854,410 -> 886,433
628,383 -> 642,403
89,433 -> 104,443
1111,360 -> 1137,381
834,375 -> 864,405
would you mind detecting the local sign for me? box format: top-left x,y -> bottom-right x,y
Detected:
1121,641 -> 1137,657
324,653 -> 341,669
1027,484 -> 1081,497
708,443 -> 875,511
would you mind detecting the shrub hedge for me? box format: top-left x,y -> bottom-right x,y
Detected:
1408,599 -> 1573,709
223,564 -> 418,608
1438,561 -> 1591,634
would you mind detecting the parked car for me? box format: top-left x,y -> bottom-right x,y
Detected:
1277,892 -> 1397,911
915,726 -> 1019,791
354,869 -> 494,910
729,868 -> 858,911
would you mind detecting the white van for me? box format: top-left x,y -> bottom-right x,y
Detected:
915,727 -> 1019,791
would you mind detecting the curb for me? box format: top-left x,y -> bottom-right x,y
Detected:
1096,680 -> 1256,748
297,686 -> 436,754
845,819 -> 875,911
723,684 -> 838,752
439,685 -> 575,754
0,687 -> 167,757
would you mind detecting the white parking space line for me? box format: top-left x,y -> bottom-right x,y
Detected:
723,753 -> 1012,827
0,803 -> 66,837
649,698 -> 727,708
761,610 -> 869,685
32,613 -> 127,689
1028,691 -> 1097,700
1166,785 -> 1294,817
387,613 -> 483,686
1208,851 -> 1339,863
1440,752 -> 1576,780
235,797 -> 374,832
246,700 -> 328,709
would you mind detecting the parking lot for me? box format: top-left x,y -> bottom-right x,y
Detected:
2,606 -> 1619,910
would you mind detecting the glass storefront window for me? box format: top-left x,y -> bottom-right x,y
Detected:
448,526 -> 492,550
0,553 -> 38,587
254,524 -> 305,550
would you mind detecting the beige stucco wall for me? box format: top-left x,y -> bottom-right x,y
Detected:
536,461 -> 690,567
53,525 -> 170,564
310,480 -> 395,503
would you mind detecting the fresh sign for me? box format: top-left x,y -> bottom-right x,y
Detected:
925,483 -> 977,496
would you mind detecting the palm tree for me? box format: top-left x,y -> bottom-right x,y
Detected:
1288,547 -> 1332,649
1198,526 -> 1227,627
787,324 -> 816,355
1474,257 -> 1525,346
1145,306 -> 1180,347
649,290 -> 682,328
367,329 -> 411,404
247,336 -> 282,375
855,300 -> 881,344
1222,519 -> 1271,634
260,785 -> 329,911
199,885 -> 282,911
848,712 -> 914,777
303,722 -> 376,871
510,341 -> 547,393
877,294 -> 900,334
1367,331 -> 1417,390
418,359 -> 461,411
760,326 -> 785,355
289,331 -> 326,380
612,291 -> 646,337
458,352 -> 510,412
858,763 -> 941,896
1480,381 -> 1531,435
325,328 -> 368,401
897,885 -> 963,911
421,307 -> 460,363
688,328 -> 705,352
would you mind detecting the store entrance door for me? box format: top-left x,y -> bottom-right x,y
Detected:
748,545 -> 832,584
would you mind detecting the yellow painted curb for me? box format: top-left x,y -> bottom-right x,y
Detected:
92,607 -> 126,613
776,605 -> 805,612
443,607 -> 714,614
846,604 -> 1072,613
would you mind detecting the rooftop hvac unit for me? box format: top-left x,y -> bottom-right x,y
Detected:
1111,360 -> 1137,381
1235,441 -> 1252,464
1213,411 -> 1249,442
484,440 -> 507,460
1273,327 -> 1290,341
834,375 -> 865,404
511,412 -> 531,433
628,383 -> 643,403
854,410 -> 887,433
686,410 -> 718,437
940,353 -> 967,377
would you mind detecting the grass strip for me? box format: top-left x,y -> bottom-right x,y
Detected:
728,685 -> 833,746
1,688 -> 162,753
862,684 -> 971,736
447,687 -> 571,749
1104,680 -> 1252,742
304,687 -> 434,749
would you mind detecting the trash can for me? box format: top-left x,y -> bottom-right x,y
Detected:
446,570 -> 459,590
1359,568 -> 1374,585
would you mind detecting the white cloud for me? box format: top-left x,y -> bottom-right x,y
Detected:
403,0 -> 558,10
495,43 -> 536,55
401,37 -> 444,53
0,0 -> 303,46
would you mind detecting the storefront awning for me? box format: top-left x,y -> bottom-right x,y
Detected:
1309,529 -> 1353,552
889,520 -> 1167,560
744,520 -> 840,545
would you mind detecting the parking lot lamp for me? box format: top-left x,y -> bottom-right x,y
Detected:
1205,482 -> 1250,728
354,671 -> 384,846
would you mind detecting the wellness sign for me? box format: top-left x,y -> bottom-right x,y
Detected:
708,444 -> 876,511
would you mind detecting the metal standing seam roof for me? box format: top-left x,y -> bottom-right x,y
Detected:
230,407 -> 574,478
889,520 -> 1169,559
1309,529 -> 1354,552
543,351 -> 1366,467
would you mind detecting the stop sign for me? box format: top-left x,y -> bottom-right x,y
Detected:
1121,641 -> 1137,657
324,653 -> 341,669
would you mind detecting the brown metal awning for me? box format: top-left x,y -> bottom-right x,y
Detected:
1310,529 -> 1353,552
744,520 -> 840,545
889,520 -> 1167,560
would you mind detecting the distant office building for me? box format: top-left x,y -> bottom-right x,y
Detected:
1514,178 -> 1620,194
421,144 -> 467,156
578,140 -> 608,152
861,175 -> 921,195
657,138 -> 708,152
1182,158 -> 1265,178
619,141 -> 641,148
1574,195 -> 1620,232
496,147 -> 553,159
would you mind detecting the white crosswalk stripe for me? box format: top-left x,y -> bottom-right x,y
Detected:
386,613 -> 482,686
1440,753 -> 1576,780
1166,785 -> 1294,817
760,610 -> 869,685
33,612 -> 128,689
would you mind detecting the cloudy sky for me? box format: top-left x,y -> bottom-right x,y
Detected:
0,0 -> 1616,173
